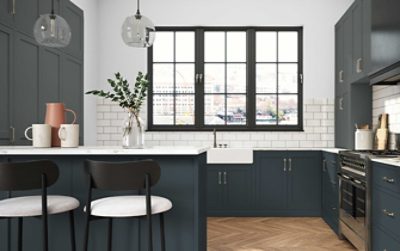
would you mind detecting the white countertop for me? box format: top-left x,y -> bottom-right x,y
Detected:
0,146 -> 210,156
371,157 -> 400,167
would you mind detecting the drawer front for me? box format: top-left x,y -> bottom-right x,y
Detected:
373,227 -> 400,251
373,163 -> 400,194
373,187 -> 400,239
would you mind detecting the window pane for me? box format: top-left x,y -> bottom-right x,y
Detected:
153,95 -> 174,125
153,64 -> 174,93
278,32 -> 298,62
256,95 -> 277,125
227,95 -> 246,125
205,95 -> 226,125
176,64 -> 195,93
205,32 -> 225,62
227,64 -> 246,93
176,32 -> 195,62
256,32 -> 277,62
227,32 -> 246,62
256,64 -> 277,93
278,95 -> 298,125
278,64 -> 298,93
176,95 -> 195,125
153,32 -> 174,62
205,63 -> 225,93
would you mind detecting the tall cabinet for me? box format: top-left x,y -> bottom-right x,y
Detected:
0,0 -> 84,145
335,0 -> 372,149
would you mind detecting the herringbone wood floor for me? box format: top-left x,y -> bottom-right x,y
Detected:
207,217 -> 356,251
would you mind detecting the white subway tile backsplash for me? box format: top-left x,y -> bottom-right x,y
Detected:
95,98 -> 335,148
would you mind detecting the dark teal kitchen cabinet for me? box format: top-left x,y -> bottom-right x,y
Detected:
62,0 -> 83,59
288,152 -> 321,213
257,151 -> 287,211
0,25 -> 12,145
321,152 -> 339,234
0,0 -> 14,27
13,32 -> 40,145
207,164 -> 254,215
0,0 -> 84,146
372,162 -> 400,249
14,0 -> 39,38
207,151 -> 321,216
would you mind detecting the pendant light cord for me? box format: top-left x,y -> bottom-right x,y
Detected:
136,0 -> 141,15
51,0 -> 55,16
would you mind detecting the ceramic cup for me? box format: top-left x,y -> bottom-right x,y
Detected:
58,124 -> 79,148
24,124 -> 52,148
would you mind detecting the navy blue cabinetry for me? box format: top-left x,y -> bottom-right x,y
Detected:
321,152 -> 339,234
0,154 -> 207,251
207,164 -> 254,216
372,162 -> 400,249
207,151 -> 321,216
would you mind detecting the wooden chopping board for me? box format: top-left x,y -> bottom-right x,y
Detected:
376,113 -> 389,150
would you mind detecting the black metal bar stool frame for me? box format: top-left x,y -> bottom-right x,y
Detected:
83,159 -> 168,251
0,160 -> 76,251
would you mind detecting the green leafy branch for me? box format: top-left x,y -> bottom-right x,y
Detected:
86,72 -> 149,118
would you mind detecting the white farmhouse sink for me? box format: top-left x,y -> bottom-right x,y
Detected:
207,148 -> 253,164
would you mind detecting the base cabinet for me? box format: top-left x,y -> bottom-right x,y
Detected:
207,151 -> 321,216
321,152 -> 339,234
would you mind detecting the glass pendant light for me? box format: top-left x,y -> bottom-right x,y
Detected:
121,0 -> 156,47
33,0 -> 71,48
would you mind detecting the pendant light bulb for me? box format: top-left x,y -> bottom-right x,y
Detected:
33,0 -> 71,48
121,0 -> 156,47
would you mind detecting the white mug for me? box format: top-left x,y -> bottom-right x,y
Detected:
24,124 -> 52,148
58,124 -> 79,148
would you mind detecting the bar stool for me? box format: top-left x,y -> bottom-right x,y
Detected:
0,160 -> 79,251
83,159 -> 173,251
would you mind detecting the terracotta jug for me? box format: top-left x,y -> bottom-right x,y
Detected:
45,103 -> 77,147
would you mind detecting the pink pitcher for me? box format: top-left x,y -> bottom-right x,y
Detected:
45,103 -> 76,147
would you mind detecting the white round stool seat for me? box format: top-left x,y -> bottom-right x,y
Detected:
85,195 -> 173,217
0,195 -> 80,217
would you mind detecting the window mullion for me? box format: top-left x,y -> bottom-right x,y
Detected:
247,29 -> 256,130
195,29 -> 205,129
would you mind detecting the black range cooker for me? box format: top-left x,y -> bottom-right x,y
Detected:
338,150 -> 400,251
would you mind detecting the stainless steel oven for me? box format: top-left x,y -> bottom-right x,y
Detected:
338,151 -> 369,251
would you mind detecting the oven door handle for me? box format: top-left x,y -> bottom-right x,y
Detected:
338,173 -> 366,190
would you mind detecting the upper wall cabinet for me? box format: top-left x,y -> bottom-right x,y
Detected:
0,0 -> 14,26
62,0 -> 83,60
0,25 -> 12,145
335,0 -> 371,87
14,0 -> 39,38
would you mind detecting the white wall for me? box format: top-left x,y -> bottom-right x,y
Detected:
80,0 -> 354,144
95,0 -> 353,98
70,0 -> 99,145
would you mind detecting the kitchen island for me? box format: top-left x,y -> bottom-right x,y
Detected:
0,146 -> 208,251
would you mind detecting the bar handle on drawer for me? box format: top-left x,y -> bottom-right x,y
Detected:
218,172 -> 222,185
223,171 -> 227,185
382,176 -> 395,184
383,209 -> 395,218
283,158 -> 287,172
288,158 -> 292,172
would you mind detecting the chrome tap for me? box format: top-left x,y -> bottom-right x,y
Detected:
213,128 -> 217,148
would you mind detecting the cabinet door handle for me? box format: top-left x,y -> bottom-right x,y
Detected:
223,171 -> 227,185
382,176 -> 395,184
339,97 -> 344,111
383,209 -> 395,218
283,158 -> 287,172
356,58 -> 363,73
218,172 -> 222,185
339,70 -> 344,83
11,0 -> 16,15
288,158 -> 292,172
9,127 -> 15,145
323,159 -> 327,172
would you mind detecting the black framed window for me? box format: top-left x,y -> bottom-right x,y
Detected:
148,27 -> 303,131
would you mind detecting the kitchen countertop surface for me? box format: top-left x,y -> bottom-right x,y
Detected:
0,146 -> 346,155
371,157 -> 400,167
0,146 -> 210,155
